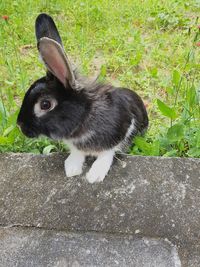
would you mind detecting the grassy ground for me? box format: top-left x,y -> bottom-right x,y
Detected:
0,0 -> 200,157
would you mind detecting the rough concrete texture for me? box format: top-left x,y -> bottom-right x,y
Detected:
0,153 -> 200,266
0,227 -> 180,267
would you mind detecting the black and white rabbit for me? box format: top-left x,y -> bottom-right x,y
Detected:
17,13 -> 148,183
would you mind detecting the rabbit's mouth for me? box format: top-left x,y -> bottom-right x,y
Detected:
17,121 -> 38,138
23,129 -> 38,138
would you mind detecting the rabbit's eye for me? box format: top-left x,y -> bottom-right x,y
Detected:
40,100 -> 51,110
34,98 -> 57,117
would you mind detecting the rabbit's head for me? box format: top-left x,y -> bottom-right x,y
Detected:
17,14 -> 89,140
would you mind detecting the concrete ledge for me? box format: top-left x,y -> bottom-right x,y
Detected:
0,227 -> 180,267
0,153 -> 200,266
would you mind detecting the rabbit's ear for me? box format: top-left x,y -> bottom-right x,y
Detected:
38,37 -> 79,89
35,13 -> 63,46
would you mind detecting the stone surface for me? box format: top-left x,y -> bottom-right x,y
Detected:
0,153 -> 200,266
0,227 -> 180,267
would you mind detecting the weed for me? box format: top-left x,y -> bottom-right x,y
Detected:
0,0 -> 199,157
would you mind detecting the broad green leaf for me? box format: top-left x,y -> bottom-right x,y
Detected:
134,136 -> 151,152
134,136 -> 160,156
0,136 -> 14,145
134,137 -> 159,156
3,125 -> 15,137
187,148 -> 200,157
151,140 -> 160,156
194,128 -> 200,147
157,99 -> 177,119
163,149 -> 178,157
0,99 -> 7,116
172,69 -> 181,87
43,145 -> 56,155
0,136 -> 9,144
186,85 -> 196,107
167,123 -> 184,142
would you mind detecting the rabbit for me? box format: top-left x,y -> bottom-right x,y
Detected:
17,13 -> 148,183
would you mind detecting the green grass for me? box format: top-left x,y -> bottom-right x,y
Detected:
0,0 -> 200,157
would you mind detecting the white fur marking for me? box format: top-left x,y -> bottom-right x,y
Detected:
125,118 -> 136,140
64,149 -> 85,177
86,150 -> 114,183
115,118 -> 135,151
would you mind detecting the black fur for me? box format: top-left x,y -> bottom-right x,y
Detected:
17,75 -> 90,139
17,14 -> 148,152
35,13 -> 63,45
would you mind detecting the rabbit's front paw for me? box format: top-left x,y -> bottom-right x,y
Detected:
86,167 -> 106,183
64,151 -> 85,177
86,150 -> 114,183
65,162 -> 83,177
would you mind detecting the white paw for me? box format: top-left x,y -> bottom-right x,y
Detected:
85,150 -> 114,184
64,153 -> 84,177
65,162 -> 83,177
86,168 -> 106,183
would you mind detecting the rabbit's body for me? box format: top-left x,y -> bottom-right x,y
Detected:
65,85 -> 147,152
17,13 -> 148,183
